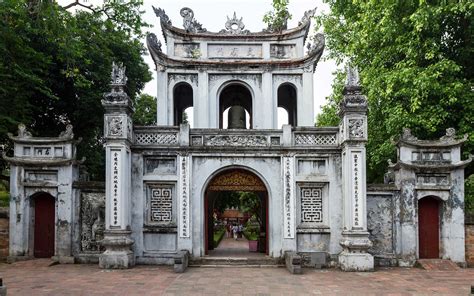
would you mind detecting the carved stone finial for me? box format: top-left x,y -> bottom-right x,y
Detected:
103,62 -> 130,103
401,128 -> 418,141
299,8 -> 317,26
146,33 -> 162,53
17,123 -> 32,138
346,64 -> 360,88
152,6 -> 172,26
111,62 -> 127,87
222,12 -> 248,34
59,124 -> 74,139
180,7 -> 207,33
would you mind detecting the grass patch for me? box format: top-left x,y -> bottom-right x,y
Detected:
213,228 -> 226,248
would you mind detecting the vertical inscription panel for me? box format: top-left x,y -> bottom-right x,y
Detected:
109,149 -> 122,228
351,151 -> 362,229
283,156 -> 295,239
178,156 -> 191,238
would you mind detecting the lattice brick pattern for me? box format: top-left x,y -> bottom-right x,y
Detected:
301,187 -> 323,223
294,134 -> 337,146
135,132 -> 178,145
150,187 -> 172,222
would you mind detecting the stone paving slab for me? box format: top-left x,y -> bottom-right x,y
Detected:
0,259 -> 473,295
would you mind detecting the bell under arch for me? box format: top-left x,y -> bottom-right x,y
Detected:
219,83 -> 253,129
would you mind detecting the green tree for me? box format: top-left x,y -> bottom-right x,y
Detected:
263,0 -> 292,31
133,94 -> 157,126
0,0 -> 152,180
315,1 -> 473,184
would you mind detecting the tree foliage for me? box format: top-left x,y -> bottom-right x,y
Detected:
0,0 -> 152,180
263,0 -> 292,31
315,1 -> 473,183
133,94 -> 157,126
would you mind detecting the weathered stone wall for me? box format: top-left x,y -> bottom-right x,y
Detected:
0,208 -> 9,261
466,214 -> 474,267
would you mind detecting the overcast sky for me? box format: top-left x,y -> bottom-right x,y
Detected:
60,0 -> 339,117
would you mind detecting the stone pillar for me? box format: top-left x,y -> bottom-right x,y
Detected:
99,62 -> 135,269
338,65 -> 374,271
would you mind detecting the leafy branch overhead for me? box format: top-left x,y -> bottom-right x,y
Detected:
315,1 -> 473,184
0,0 -> 152,180
263,0 -> 292,31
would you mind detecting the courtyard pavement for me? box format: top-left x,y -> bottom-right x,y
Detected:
209,237 -> 265,258
1,259 -> 473,295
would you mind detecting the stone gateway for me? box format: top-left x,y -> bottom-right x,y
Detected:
4,7 -> 471,272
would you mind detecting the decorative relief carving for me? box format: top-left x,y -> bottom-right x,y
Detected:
204,135 -> 267,147
178,156 -> 190,237
300,187 -> 323,223
174,43 -> 200,58
145,158 -> 176,175
135,132 -> 178,145
80,192 -> 105,253
270,44 -> 296,59
208,44 -> 262,59
191,136 -> 203,146
111,149 -> 121,227
294,133 -> 337,146
150,186 -> 173,223
283,157 -> 295,239
416,174 -> 449,186
348,119 -> 364,138
180,7 -> 206,33
107,116 -> 123,137
25,170 -> 57,182
367,196 -> 393,255
207,170 -> 266,192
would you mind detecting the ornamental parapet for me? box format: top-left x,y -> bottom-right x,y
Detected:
132,125 -> 339,150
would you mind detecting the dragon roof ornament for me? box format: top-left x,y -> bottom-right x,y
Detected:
152,6 -> 172,26
299,8 -> 317,26
180,7 -> 207,33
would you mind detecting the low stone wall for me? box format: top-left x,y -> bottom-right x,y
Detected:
466,214 -> 474,267
0,208 -> 9,261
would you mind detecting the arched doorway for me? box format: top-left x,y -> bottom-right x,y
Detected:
277,83 -> 297,126
174,82 -> 193,126
418,196 -> 440,259
33,193 -> 55,258
204,169 -> 268,256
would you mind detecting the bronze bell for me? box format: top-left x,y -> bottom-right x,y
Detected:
228,105 -> 246,129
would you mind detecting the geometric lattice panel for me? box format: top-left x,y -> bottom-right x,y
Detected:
135,132 -> 178,145
300,187 -> 323,223
150,187 -> 173,222
294,134 -> 337,146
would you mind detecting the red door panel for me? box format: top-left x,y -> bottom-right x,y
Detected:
418,197 -> 439,259
34,194 -> 55,258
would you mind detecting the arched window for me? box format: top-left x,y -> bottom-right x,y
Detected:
219,83 -> 252,129
173,82 -> 193,126
277,83 -> 297,127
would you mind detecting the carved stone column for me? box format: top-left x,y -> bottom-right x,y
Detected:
338,65 -> 374,271
99,62 -> 135,269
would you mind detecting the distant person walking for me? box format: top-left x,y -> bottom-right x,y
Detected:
232,224 -> 239,240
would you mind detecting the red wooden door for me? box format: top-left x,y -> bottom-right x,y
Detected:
34,194 -> 55,258
418,197 -> 439,259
